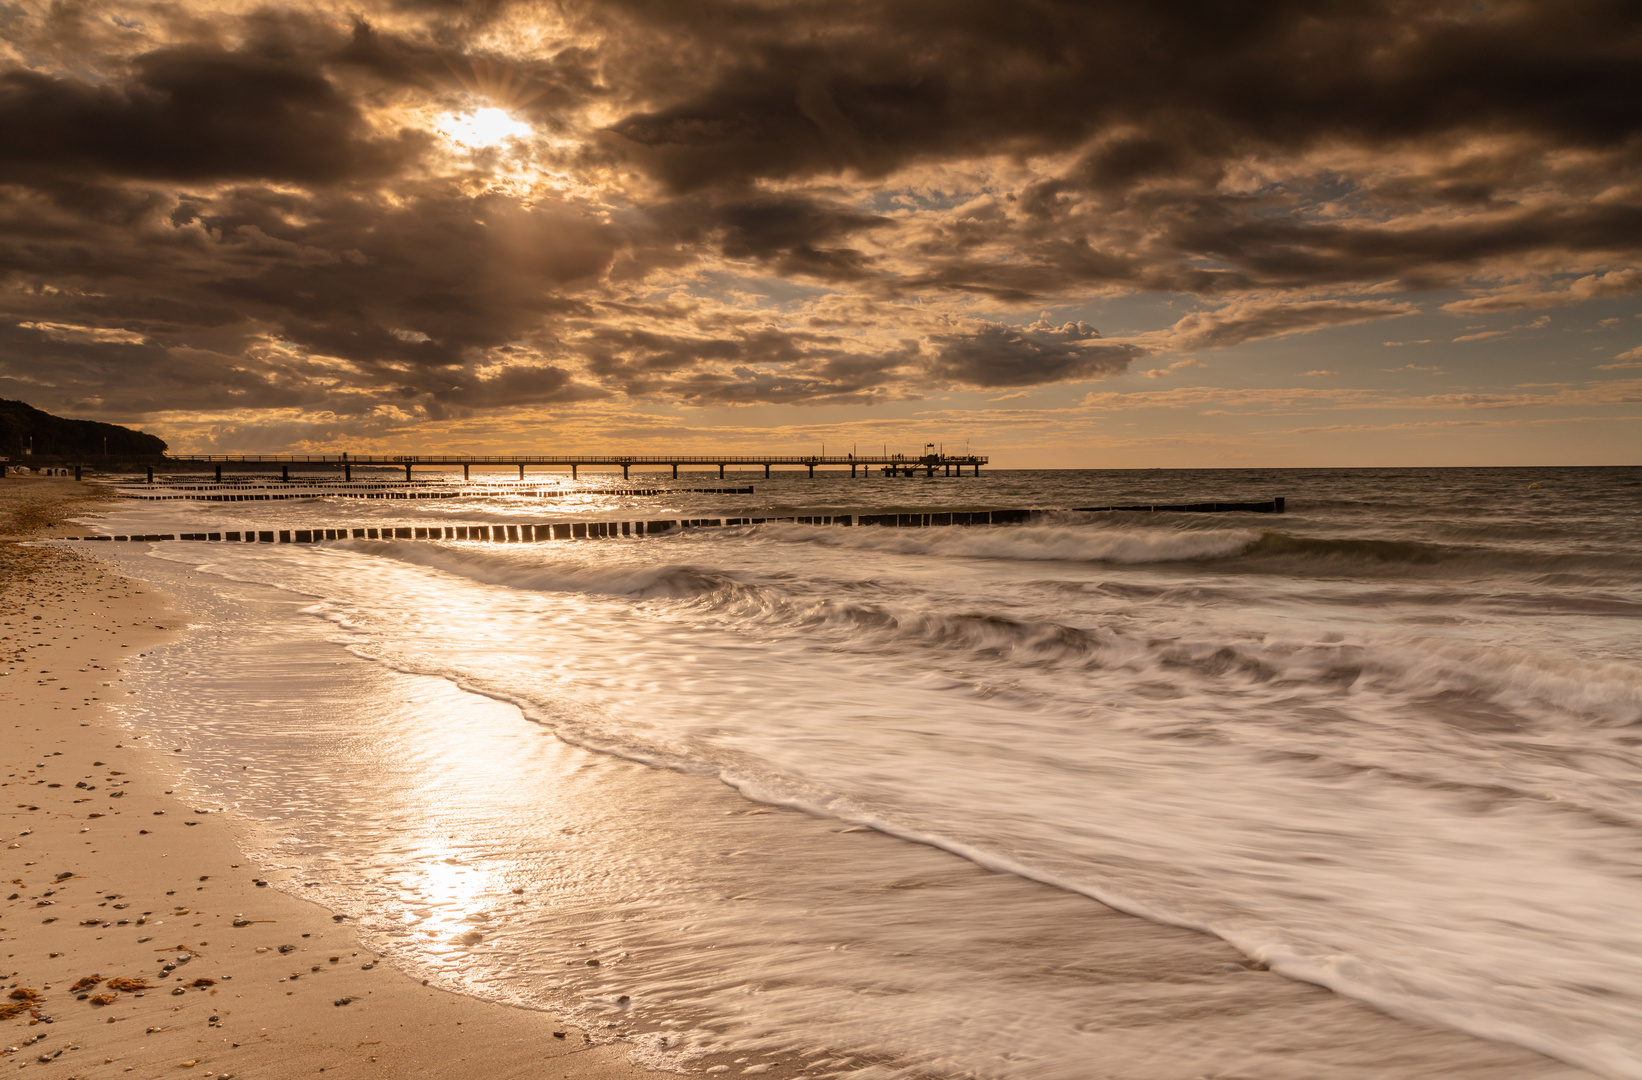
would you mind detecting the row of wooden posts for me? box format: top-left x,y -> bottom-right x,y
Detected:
54,500 -> 1285,545
62,509 -> 1048,544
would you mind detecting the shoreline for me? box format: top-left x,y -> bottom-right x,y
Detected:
3,475 -> 1609,1080
3,477 -> 664,1079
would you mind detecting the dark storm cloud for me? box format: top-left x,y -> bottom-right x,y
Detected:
594,0 -> 1642,300
928,320 -> 1141,387
429,361 -> 606,411
0,174 -> 618,417
576,324 -> 917,404
601,0 -> 1642,191
1159,201 -> 1642,292
4,176 -> 615,347
638,194 -> 893,283
200,189 -> 617,364
0,44 -> 425,187
711,197 -> 891,282
0,319 -> 321,414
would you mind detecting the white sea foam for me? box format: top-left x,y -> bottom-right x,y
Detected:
87,466 -> 1642,1080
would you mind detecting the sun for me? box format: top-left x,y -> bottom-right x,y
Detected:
436,107 -> 532,150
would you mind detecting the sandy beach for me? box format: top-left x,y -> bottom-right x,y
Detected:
2,477 -> 661,1079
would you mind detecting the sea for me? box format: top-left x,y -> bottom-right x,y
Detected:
62,465 -> 1642,1080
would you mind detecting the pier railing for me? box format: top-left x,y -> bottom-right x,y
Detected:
167,453 -> 988,466
27,450 -> 991,481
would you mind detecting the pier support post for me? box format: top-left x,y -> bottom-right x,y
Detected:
850,463 -> 855,478
571,463 -> 578,479
463,463 -> 469,481
146,466 -> 153,483
671,463 -> 678,479
718,464 -> 725,479
764,464 -> 771,478
622,464 -> 630,479
215,464 -> 222,482
807,463 -> 815,478
344,463 -> 351,481
519,463 -> 525,481
404,463 -> 412,482
282,465 -> 290,482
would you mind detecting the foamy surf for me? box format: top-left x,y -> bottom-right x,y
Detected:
80,466 -> 1642,1079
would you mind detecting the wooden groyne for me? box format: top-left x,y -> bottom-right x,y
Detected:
1074,498 -> 1284,514
60,513 -> 1009,544
53,499 -> 1285,544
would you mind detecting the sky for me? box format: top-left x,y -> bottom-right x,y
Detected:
1,0 -> 1639,467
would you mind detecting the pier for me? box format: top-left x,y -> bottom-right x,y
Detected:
115,484 -> 755,502
20,450 -> 990,482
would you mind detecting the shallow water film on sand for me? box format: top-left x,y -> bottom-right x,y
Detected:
77,466 -> 1642,1079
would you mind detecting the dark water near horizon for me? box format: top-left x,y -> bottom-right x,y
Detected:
67,466 -> 1642,1079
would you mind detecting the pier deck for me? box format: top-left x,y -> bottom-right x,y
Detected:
19,452 -> 991,482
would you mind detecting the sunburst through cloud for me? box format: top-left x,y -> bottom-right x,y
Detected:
436,107 -> 533,150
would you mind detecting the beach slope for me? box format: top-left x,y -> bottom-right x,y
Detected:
2,477 -> 661,1079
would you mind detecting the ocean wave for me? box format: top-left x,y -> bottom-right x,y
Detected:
1385,641 -> 1642,729
775,521 -> 1621,575
347,534 -> 1642,724
1238,532 -> 1449,564
346,538 -> 740,600
1230,531 -> 1642,578
779,521 -> 1262,564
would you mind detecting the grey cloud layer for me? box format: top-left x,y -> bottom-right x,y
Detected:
1,0 -> 1638,429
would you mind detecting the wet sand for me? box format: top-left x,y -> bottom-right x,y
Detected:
2,477 -> 662,1079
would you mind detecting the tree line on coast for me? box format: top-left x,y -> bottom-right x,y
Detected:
0,398 -> 166,459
